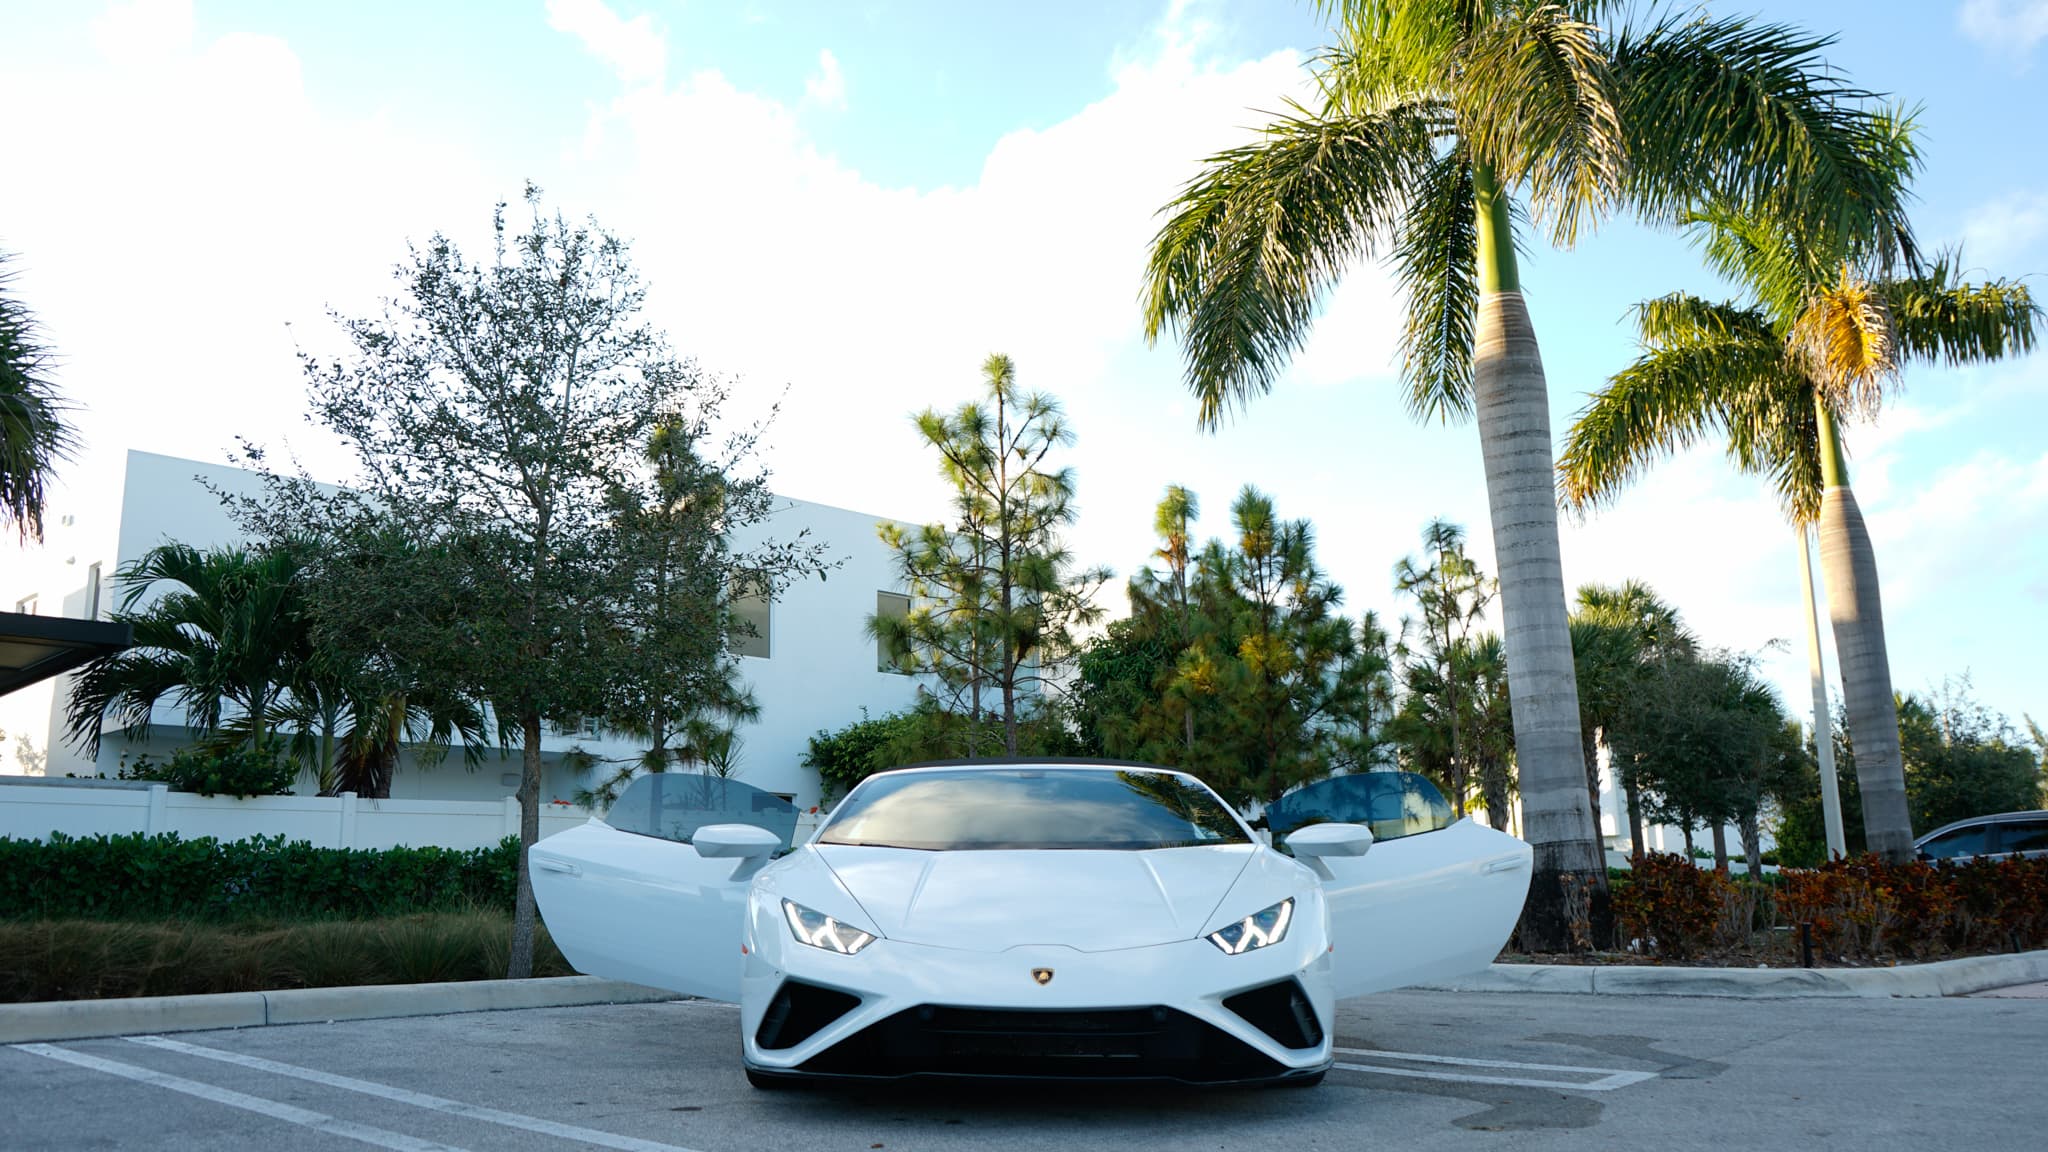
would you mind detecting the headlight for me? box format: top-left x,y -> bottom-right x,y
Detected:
1207,898 -> 1293,955
782,899 -> 876,955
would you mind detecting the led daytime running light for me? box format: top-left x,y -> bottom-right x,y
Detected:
1207,898 -> 1293,955
782,899 -> 875,955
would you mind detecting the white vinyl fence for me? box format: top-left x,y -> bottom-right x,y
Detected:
0,779 -> 590,851
1,777 -> 827,851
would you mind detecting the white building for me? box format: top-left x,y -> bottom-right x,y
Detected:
0,450 -> 922,809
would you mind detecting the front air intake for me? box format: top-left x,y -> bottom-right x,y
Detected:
1222,979 -> 1322,1049
755,981 -> 861,1050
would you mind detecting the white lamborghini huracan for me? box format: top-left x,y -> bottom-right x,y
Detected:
531,760 -> 1531,1088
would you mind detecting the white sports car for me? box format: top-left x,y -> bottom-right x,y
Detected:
531,760 -> 1531,1088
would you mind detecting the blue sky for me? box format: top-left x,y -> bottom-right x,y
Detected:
4,1 -> 2046,737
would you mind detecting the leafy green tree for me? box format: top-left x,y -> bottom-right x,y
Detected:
1560,207 -> 2040,861
66,542 -> 308,758
1142,0 -> 1915,946
1570,580 -> 1693,852
804,700 -> 1084,800
1609,648 -> 1795,872
233,188 -> 823,978
1389,519 -> 1493,816
871,354 -> 1110,756
1897,682 -> 2042,834
0,251 -> 78,543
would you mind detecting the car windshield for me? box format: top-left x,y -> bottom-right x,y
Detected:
817,767 -> 1250,851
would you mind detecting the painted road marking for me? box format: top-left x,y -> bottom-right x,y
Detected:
127,1036 -> 709,1152
12,1043 -> 473,1152
1333,1047 -> 1658,1092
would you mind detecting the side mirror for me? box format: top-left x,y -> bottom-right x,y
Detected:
692,824 -> 783,859
1286,822 -> 1375,859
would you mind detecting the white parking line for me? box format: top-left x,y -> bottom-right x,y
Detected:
126,1036 -> 708,1152
1332,1047 -> 1658,1092
11,1043 -> 473,1152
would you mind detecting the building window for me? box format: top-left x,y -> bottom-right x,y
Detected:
876,591 -> 911,673
85,563 -> 102,620
550,715 -> 600,738
732,574 -> 771,659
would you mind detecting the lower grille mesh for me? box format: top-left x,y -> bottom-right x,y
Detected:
799,1004 -> 1287,1082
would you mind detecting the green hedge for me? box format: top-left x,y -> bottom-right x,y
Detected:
0,833 -> 520,921
1,912 -> 575,1002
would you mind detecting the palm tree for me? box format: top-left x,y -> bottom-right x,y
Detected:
1142,1 -> 1914,943
1559,211 -> 2039,860
1570,580 -> 1692,854
1,251 -> 79,543
1392,519 -> 1493,816
65,543 -> 307,758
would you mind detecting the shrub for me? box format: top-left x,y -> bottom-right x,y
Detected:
1611,852 -> 1736,960
0,912 -> 575,1002
118,745 -> 295,798
0,833 -> 520,921
1779,853 -> 2048,963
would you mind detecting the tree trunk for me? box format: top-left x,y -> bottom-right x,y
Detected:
1625,776 -> 1647,859
1740,813 -> 1763,879
1471,163 -> 1606,951
1710,822 -> 1729,874
1581,728 -> 1604,858
1682,822 -> 1696,859
507,709 -> 544,980
1814,408 -> 1912,861
1797,522 -> 1848,859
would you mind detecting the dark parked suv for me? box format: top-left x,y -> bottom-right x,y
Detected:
1914,811 -> 2048,863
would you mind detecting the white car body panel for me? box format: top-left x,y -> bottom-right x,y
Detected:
529,762 -> 1533,1085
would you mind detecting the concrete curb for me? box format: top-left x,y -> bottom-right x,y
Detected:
0,976 -> 679,1044
1419,947 -> 2048,999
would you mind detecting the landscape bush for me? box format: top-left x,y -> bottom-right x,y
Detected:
0,833 -> 519,921
0,911 -> 574,1002
116,744 -> 296,798
1609,851 -> 2048,964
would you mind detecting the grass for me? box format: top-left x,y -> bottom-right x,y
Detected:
0,910 -> 576,1002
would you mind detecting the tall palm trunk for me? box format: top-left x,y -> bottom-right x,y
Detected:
1795,523 -> 1847,858
1471,166 -> 1606,948
1813,405 -> 1912,861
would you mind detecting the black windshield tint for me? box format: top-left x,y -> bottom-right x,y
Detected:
604,774 -> 799,850
1265,772 -> 1454,843
818,768 -> 1250,851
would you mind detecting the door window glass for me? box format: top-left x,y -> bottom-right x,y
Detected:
1266,772 -> 1454,843
1997,820 -> 2048,854
603,774 -> 799,850
1919,823 -> 1993,859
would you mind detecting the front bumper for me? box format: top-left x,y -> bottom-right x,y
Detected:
739,927 -> 1335,1083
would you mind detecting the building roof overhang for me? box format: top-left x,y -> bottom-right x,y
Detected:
0,611 -> 133,696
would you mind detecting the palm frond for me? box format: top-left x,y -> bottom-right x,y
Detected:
1455,2 -> 1623,247
1884,253 -> 2042,367
0,252 -> 80,543
1142,102 -> 1439,428
1557,296 -> 1783,510
1392,145 -> 1479,419
1687,203 -> 1828,327
1611,16 -> 1918,268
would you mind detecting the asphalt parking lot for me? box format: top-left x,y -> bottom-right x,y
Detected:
6,989 -> 2043,1152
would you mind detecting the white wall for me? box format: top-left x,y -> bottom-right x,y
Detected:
3,450 -> 924,810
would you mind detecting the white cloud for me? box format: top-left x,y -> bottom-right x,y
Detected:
546,0 -> 665,87
1962,190 -> 2048,262
1959,0 -> 2048,58
804,49 -> 846,110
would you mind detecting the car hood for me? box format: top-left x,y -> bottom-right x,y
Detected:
813,843 -> 1257,953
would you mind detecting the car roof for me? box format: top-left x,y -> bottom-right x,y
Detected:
866,757 -> 1196,781
1915,810 -> 2048,844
